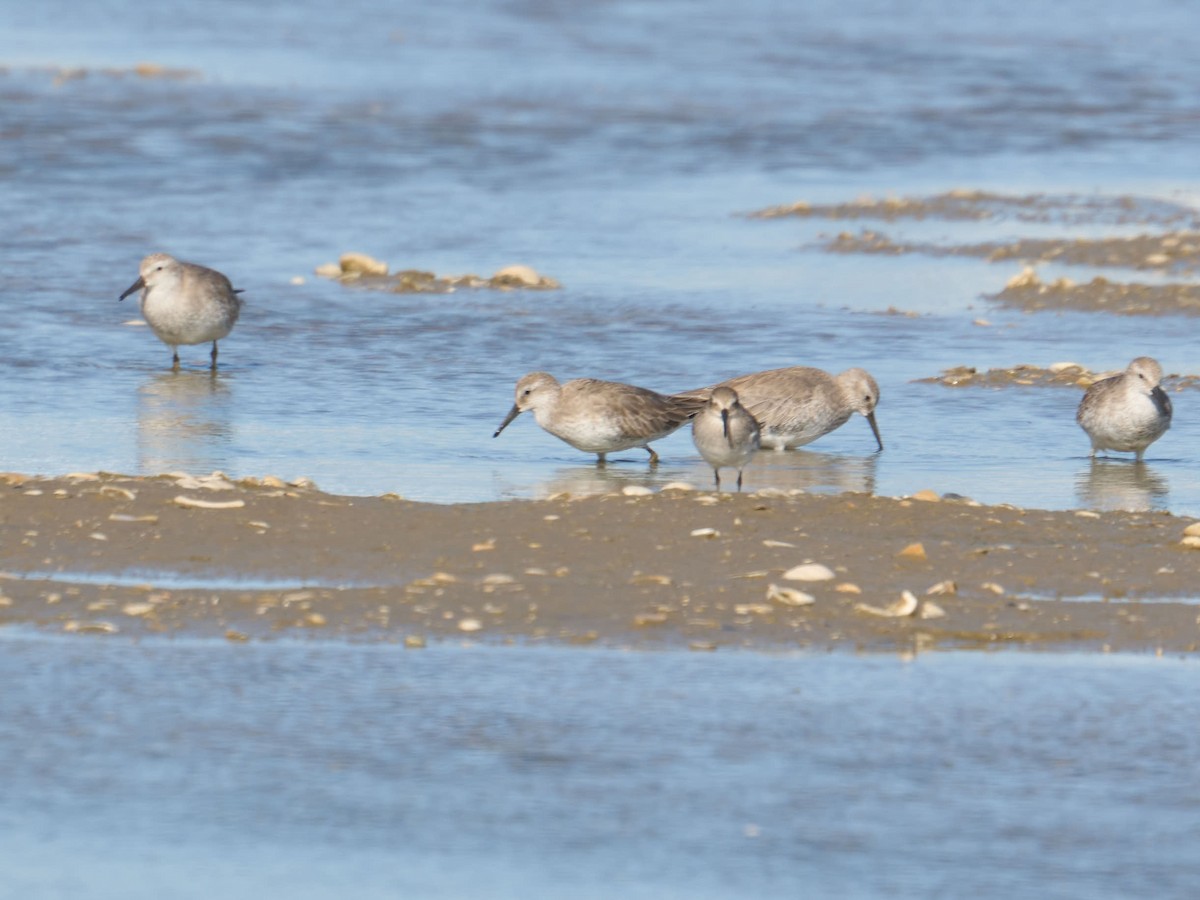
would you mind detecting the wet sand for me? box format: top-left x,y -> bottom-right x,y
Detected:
1,471 -> 1198,653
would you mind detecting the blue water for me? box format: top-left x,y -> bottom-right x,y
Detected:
2,634 -> 1199,900
2,0 -> 1200,510
5,4 -> 1200,896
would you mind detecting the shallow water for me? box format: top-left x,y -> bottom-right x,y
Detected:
2,633 -> 1199,900
3,0 -> 1200,512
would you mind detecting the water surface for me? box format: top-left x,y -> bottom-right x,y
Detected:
3,634 -> 1199,899
2,0 -> 1200,511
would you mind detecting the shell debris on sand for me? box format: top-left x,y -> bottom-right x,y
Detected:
766,584 -> 816,607
782,563 -> 835,582
316,256 -> 560,291
855,590 -> 920,618
1180,522 -> 1200,548
173,496 -> 246,510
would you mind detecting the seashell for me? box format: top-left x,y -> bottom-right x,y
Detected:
173,495 -> 245,510
1180,536 -> 1200,550
926,579 -> 957,596
735,603 -> 775,616
633,612 -> 668,626
981,582 -> 1005,595
660,482 -> 696,492
919,601 -> 947,619
1182,522 -> 1200,537
897,542 -> 927,560
766,584 -> 815,607
691,527 -> 720,538
108,513 -> 158,523
481,574 -> 514,585
630,574 -> 673,586
855,590 -> 919,618
761,539 -> 796,548
121,602 -> 156,617
782,563 -> 835,582
99,485 -> 137,500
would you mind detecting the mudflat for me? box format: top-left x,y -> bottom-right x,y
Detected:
1,472 -> 1197,653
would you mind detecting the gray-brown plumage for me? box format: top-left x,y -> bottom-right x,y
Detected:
1076,356 -> 1172,461
119,253 -> 243,371
691,386 -> 760,491
677,366 -> 881,451
493,371 -> 704,464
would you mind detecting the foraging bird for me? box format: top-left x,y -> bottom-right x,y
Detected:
493,371 -> 703,464
691,386 -> 760,491
120,253 -> 243,371
678,366 -> 882,452
1076,356 -> 1172,461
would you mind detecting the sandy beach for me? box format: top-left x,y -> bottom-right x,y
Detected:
2,470 -> 1197,653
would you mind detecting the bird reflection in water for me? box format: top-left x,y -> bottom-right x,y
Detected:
744,448 -> 879,496
1076,458 -> 1169,513
137,371 -> 234,475
530,447 -> 878,499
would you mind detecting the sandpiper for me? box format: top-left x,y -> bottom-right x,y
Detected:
120,253 -> 243,371
1076,356 -> 1172,461
493,371 -> 704,464
691,386 -> 760,491
678,366 -> 882,451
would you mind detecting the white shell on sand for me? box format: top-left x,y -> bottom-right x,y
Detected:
766,584 -> 816,607
855,590 -> 919,618
173,495 -> 246,510
783,563 -> 835,582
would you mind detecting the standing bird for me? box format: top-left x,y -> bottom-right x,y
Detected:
692,386 -> 760,491
120,253 -> 243,371
493,371 -> 703,465
677,366 -> 882,452
1076,356 -> 1172,461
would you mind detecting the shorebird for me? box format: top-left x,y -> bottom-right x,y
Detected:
120,253 -> 243,371
1076,356 -> 1172,461
493,371 -> 703,464
691,386 -> 760,491
678,366 -> 882,452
